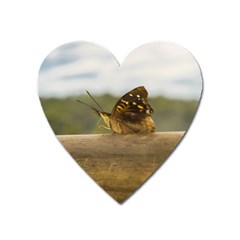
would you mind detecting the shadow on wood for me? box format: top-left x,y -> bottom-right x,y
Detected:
57,131 -> 185,203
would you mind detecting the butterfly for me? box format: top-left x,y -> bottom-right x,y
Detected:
77,86 -> 155,134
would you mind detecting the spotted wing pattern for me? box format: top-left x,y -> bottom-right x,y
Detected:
111,86 -> 154,118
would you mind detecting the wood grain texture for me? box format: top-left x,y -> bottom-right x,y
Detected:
57,132 -> 185,203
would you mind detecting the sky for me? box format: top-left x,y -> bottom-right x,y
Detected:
38,41 -> 203,100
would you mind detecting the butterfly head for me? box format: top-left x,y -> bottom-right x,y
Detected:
99,112 -> 111,128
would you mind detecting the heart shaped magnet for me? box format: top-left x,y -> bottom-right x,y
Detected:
38,41 -> 203,203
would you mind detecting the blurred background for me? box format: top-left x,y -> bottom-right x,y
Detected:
38,41 -> 202,135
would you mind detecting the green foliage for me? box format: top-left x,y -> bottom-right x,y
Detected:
150,97 -> 199,132
40,94 -> 199,135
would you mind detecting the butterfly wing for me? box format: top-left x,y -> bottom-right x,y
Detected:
109,86 -> 155,133
111,86 -> 154,117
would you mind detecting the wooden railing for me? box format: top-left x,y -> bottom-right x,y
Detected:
57,131 -> 185,203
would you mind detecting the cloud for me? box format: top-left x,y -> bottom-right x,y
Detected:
59,72 -> 99,81
38,41 -> 203,99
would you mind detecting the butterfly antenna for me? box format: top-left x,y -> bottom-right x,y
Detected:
76,100 -> 95,109
86,90 -> 104,112
76,99 -> 101,116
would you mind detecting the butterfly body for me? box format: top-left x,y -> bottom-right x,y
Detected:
108,112 -> 155,134
78,86 -> 155,134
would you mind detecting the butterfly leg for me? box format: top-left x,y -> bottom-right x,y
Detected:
96,118 -> 111,133
96,124 -> 111,133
